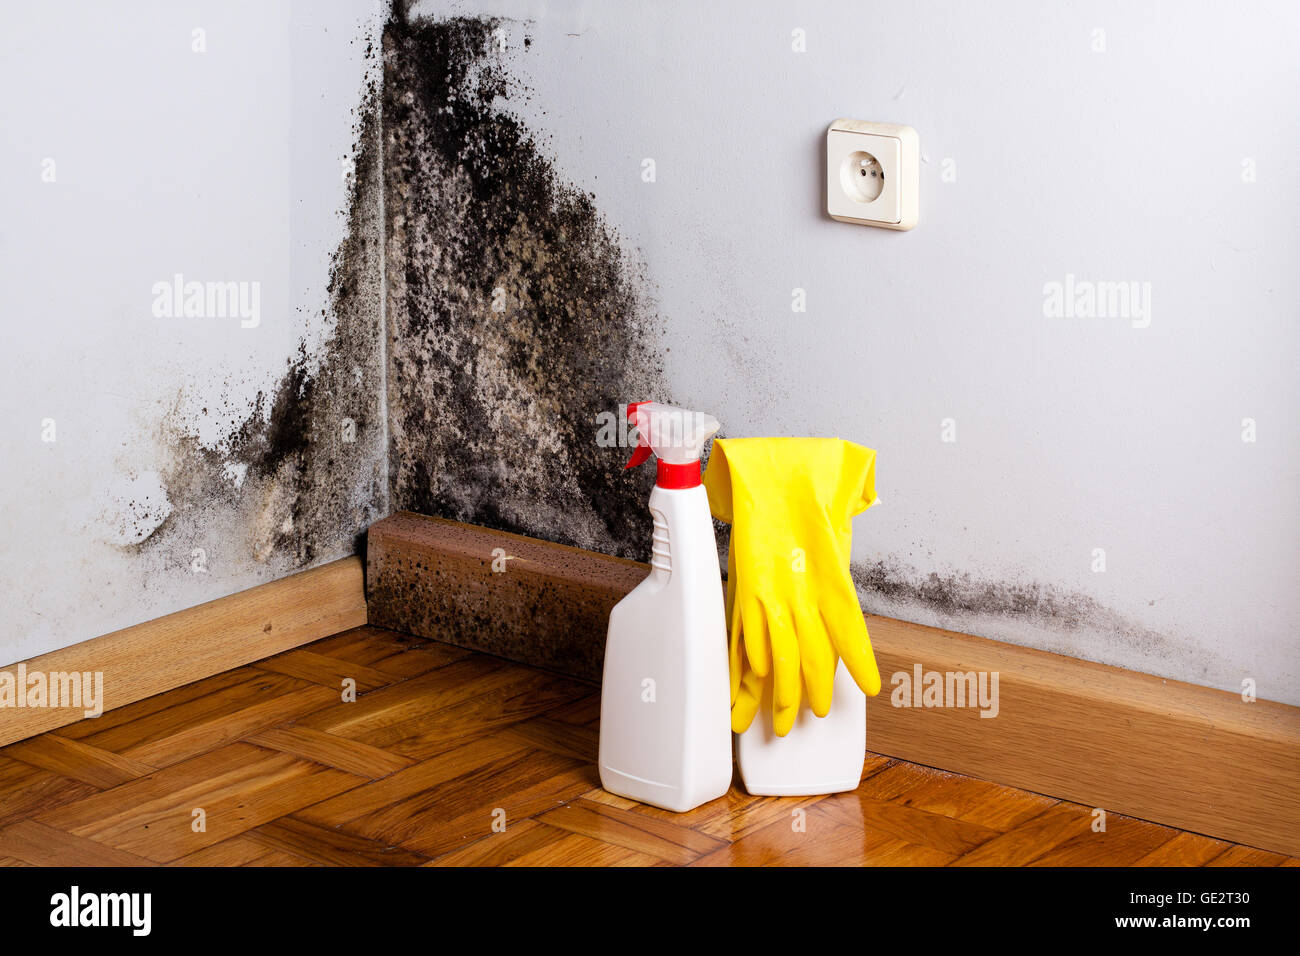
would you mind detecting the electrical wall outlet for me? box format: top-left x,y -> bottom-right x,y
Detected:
826,119 -> 919,231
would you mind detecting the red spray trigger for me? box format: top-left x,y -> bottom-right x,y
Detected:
624,401 -> 653,470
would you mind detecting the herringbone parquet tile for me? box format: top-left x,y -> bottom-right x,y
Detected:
0,626 -> 1290,867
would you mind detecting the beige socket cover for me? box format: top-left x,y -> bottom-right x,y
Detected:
826,119 -> 919,231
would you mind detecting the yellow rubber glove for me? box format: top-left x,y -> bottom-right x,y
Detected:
703,437 -> 881,737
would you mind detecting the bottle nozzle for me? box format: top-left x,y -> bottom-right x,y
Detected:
624,401 -> 654,470
621,401 -> 720,487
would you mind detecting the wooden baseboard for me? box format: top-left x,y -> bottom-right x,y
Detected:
0,557 -> 367,747
861,615 -> 1300,857
366,511 -> 1300,857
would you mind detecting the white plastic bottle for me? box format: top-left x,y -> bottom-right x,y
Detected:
735,661 -> 866,796
598,402 -> 732,813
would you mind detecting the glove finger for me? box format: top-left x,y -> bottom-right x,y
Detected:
822,591 -> 881,697
838,440 -> 880,518
723,529 -> 738,632
740,595 -> 771,678
728,615 -> 743,705
762,599 -> 801,737
793,603 -> 835,717
727,584 -> 745,705
731,658 -> 763,734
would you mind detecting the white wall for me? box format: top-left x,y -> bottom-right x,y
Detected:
431,0 -> 1300,701
0,0 -> 385,664
4,0 -> 1295,706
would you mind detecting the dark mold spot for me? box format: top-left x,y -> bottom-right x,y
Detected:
135,5 -> 665,574
381,8 -> 666,561
853,559 -> 1103,623
852,558 -> 1234,682
145,76 -> 389,572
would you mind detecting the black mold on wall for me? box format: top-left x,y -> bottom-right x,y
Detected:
368,5 -> 1222,680
852,558 -> 1232,680
380,7 -> 666,561
142,5 -> 664,578
853,559 -> 1102,622
124,4 -> 1217,683
146,79 -> 389,574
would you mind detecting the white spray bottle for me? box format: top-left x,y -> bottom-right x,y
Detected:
598,401 -> 732,812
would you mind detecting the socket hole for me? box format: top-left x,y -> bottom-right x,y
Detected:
840,150 -> 884,203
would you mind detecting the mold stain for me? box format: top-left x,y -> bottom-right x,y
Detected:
853,559 -> 1102,623
852,557 -> 1234,682
133,5 -> 663,578
137,6 -> 664,573
71,4 -> 1246,697
381,6 -> 666,561
142,68 -> 389,574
